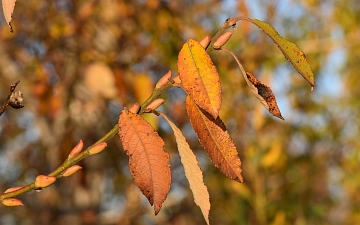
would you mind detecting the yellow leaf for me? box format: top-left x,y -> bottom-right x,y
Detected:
249,18 -> 315,90
178,39 -> 222,118
261,139 -> 282,168
159,111 -> 210,225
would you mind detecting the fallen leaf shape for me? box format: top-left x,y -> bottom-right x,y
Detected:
178,39 -> 222,118
186,96 -> 243,183
248,18 -> 315,90
118,109 -> 171,215
2,0 -> 16,32
159,111 -> 210,225
245,72 -> 284,120
222,47 -> 284,120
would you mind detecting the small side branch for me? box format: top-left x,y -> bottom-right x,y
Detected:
0,81 -> 24,116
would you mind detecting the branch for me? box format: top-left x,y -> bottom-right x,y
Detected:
0,15 -> 236,205
0,81 -> 24,116
0,78 -> 175,204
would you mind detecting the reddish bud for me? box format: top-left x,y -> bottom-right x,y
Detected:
172,75 -> 182,87
35,175 -> 57,188
128,103 -> 140,114
155,70 -> 172,89
199,35 -> 211,49
213,31 -> 233,49
4,186 -> 25,193
68,140 -> 84,159
2,198 -> 24,207
146,99 -> 165,111
62,165 -> 82,177
89,142 -> 107,155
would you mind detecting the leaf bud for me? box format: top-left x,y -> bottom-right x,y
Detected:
146,99 -> 165,111
199,35 -> 211,49
89,142 -> 107,155
62,165 -> 82,177
35,175 -> 57,188
172,75 -> 182,87
4,186 -> 25,193
213,31 -> 233,49
68,140 -> 84,159
155,70 -> 172,89
128,103 -> 140,114
2,198 -> 24,207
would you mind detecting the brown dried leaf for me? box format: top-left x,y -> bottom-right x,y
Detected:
178,39 -> 222,118
159,111 -> 210,225
245,72 -> 284,120
186,96 -> 243,183
222,48 -> 284,120
118,109 -> 171,215
2,0 -> 16,32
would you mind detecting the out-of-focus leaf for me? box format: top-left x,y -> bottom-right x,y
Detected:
84,62 -> 117,99
261,139 -> 282,168
133,74 -> 158,129
2,0 -> 16,32
178,39 -> 222,119
248,18 -> 315,90
186,96 -> 243,183
159,111 -> 210,225
245,72 -> 284,120
118,109 -> 171,215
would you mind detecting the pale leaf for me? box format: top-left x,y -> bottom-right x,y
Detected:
159,111 -> 210,225
2,0 -> 16,32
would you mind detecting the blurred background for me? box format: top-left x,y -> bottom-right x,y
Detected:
0,0 -> 359,224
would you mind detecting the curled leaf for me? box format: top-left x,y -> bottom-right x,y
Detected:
178,39 -> 222,118
159,111 -> 210,225
245,72 -> 284,120
118,109 -> 171,215
186,96 -> 243,183
222,47 -> 284,120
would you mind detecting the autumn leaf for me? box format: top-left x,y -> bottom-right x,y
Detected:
186,96 -> 243,183
222,48 -> 284,120
232,17 -> 315,90
159,111 -> 210,225
118,109 -> 171,215
245,72 -> 283,120
2,0 -> 16,32
178,39 -> 222,118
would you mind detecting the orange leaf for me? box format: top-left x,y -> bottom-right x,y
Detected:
2,0 -> 16,32
118,109 -> 171,215
159,111 -> 210,225
178,39 -> 222,118
186,96 -> 243,183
